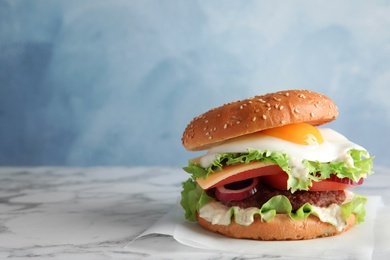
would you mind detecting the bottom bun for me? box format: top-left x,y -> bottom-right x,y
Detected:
196,212 -> 356,240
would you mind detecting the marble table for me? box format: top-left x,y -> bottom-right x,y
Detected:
0,166 -> 389,259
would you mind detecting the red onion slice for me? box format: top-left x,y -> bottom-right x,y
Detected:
328,174 -> 364,186
215,178 -> 259,202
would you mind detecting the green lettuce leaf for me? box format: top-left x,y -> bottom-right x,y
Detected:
180,179 -> 213,222
184,149 -> 374,193
180,179 -> 368,227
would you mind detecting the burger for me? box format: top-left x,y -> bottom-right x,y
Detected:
180,89 -> 374,240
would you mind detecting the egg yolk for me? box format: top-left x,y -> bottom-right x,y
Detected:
261,123 -> 324,145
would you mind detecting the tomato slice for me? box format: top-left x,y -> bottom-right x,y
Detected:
260,173 -> 362,191
208,165 -> 285,189
308,180 -> 358,191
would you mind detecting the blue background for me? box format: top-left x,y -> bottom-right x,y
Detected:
1,1 -> 389,167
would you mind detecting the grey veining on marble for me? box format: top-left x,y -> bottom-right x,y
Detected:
0,166 -> 389,259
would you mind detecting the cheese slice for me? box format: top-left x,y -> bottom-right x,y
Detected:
195,160 -> 275,190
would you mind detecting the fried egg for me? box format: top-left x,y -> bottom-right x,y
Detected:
199,123 -> 367,168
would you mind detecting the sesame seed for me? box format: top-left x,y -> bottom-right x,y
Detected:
252,116 -> 257,122
224,124 -> 227,129
258,98 -> 266,103
213,127 -> 217,131
236,121 -> 241,124
262,114 -> 267,120
314,103 -> 319,108
205,120 -> 209,123
294,108 -> 299,113
298,94 -> 306,99
248,100 -> 252,104
205,132 -> 209,136
266,103 -> 271,107
279,105 -> 284,110
281,120 -> 286,124
285,92 -> 290,96
274,104 -> 279,109
255,109 -> 260,113
208,136 -> 212,140
273,97 -> 281,102
240,105 -> 243,109
310,112 -> 314,117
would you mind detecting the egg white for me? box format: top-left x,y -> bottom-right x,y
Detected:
199,128 -> 366,168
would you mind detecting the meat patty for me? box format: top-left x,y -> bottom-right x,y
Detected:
208,183 -> 346,211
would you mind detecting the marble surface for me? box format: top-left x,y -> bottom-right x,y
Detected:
0,166 -> 389,259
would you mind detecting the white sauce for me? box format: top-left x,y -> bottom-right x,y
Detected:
199,202 -> 261,226
199,196 -> 353,231
232,207 -> 260,226
311,204 -> 346,232
199,201 -> 232,225
336,152 -> 355,168
288,156 -> 309,180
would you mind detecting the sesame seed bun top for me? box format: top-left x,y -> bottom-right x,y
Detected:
181,89 -> 338,151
